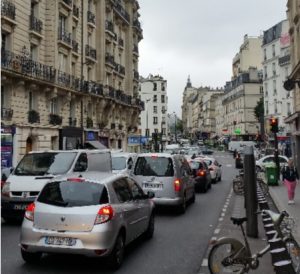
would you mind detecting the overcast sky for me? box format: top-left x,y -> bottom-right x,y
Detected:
138,0 -> 287,117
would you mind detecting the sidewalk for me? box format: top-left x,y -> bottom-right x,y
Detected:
268,181 -> 300,244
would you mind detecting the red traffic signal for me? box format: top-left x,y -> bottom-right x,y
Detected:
269,118 -> 279,133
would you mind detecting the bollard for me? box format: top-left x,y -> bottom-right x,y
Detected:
243,146 -> 258,238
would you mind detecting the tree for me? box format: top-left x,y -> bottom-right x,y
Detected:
254,97 -> 264,122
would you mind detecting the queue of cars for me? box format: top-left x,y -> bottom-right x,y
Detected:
2,146 -> 222,269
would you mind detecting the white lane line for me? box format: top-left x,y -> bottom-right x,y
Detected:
214,228 -> 220,234
221,213 -> 225,217
201,258 -> 208,266
226,164 -> 232,167
219,217 -> 223,221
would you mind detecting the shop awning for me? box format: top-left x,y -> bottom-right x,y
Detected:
284,111 -> 300,123
85,141 -> 107,149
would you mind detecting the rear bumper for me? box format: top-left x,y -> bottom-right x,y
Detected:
20,219 -> 118,257
152,197 -> 182,206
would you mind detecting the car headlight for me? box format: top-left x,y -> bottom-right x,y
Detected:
2,181 -> 10,197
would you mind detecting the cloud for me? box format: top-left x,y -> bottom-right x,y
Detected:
138,0 -> 287,116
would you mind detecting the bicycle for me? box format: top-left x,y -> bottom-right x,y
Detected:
208,209 -> 300,274
232,171 -> 269,196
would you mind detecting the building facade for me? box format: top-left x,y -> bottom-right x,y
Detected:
1,0 -> 143,167
262,20 -> 293,140
139,74 -> 168,150
285,0 -> 300,172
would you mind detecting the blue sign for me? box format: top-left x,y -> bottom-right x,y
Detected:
86,131 -> 96,141
128,136 -> 148,145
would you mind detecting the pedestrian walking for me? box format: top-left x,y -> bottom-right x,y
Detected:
281,159 -> 299,205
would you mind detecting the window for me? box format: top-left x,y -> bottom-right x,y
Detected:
161,95 -> 165,103
274,99 -> 278,113
153,95 -> 157,102
30,44 -> 38,61
37,181 -> 108,207
1,85 -> 5,108
88,0 -> 92,11
272,62 -> 276,76
58,52 -> 67,71
145,128 -> 149,137
264,48 -> 267,60
31,0 -> 37,16
162,106 -> 166,113
161,83 -> 165,91
127,178 -> 144,199
74,153 -> 88,172
272,44 -> 275,57
1,33 -> 6,51
59,14 -> 66,32
264,66 -> 267,79
29,91 -> 34,110
113,179 -> 132,202
153,117 -> 158,124
50,98 -> 58,114
273,79 -> 277,96
264,83 -> 268,97
153,83 -> 157,91
153,106 -> 157,113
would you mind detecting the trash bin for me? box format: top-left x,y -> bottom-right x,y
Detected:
265,163 -> 278,185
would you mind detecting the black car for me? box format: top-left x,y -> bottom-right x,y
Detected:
188,159 -> 212,193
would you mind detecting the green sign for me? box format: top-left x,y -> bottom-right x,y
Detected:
234,129 -> 241,134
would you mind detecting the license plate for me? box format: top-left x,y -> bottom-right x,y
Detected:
143,183 -> 163,189
45,236 -> 76,246
13,204 -> 28,210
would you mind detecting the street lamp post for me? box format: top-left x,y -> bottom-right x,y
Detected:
173,112 -> 177,144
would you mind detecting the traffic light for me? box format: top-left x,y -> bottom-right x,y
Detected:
270,118 -> 279,133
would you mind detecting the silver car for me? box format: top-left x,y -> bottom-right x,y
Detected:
111,152 -> 137,175
20,172 -> 155,269
131,153 -> 195,214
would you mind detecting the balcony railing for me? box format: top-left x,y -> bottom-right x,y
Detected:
133,19 -> 141,30
105,53 -> 115,67
87,11 -> 96,25
118,37 -> 124,47
85,45 -> 97,60
1,108 -> 13,120
28,109 -> 40,123
73,4 -> 79,18
114,63 -> 125,75
133,70 -> 139,80
278,54 -> 291,66
58,28 -> 72,46
114,1 -> 130,23
82,81 -> 103,96
29,15 -> 43,34
105,20 -> 114,33
62,0 -> 72,7
1,0 -> 16,20
49,113 -> 62,125
72,40 -> 79,53
133,44 -> 139,55
57,70 -> 71,87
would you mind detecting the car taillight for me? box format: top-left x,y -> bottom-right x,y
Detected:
94,205 -> 114,225
67,178 -> 85,183
174,179 -> 181,192
197,170 -> 206,177
25,203 -> 35,221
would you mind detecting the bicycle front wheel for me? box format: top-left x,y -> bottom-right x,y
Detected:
285,238 -> 300,273
208,243 -> 247,274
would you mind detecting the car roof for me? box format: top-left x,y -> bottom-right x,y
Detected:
27,149 -> 110,154
137,152 -> 177,157
111,152 -> 137,158
50,171 -> 125,185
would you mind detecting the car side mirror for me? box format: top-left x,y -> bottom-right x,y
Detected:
147,191 -> 155,199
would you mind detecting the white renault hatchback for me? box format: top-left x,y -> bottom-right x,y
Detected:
20,172 -> 155,269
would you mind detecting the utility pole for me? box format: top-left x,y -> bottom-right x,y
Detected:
174,112 -> 177,144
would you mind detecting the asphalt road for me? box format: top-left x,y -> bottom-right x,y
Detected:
1,151 -> 237,274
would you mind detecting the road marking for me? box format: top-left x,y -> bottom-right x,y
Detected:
214,228 -> 220,234
201,258 -> 208,267
221,213 -> 225,217
219,217 -> 223,221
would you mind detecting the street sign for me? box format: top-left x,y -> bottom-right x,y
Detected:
234,128 -> 241,134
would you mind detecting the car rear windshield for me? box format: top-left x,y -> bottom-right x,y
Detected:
204,160 -> 212,166
134,156 -> 174,177
112,157 -> 126,170
37,181 -> 109,207
14,152 -> 77,176
189,161 -> 204,170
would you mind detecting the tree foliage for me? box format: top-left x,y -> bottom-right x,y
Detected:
254,97 -> 264,121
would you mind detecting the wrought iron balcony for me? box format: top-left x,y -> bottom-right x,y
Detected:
133,19 -> 141,30
72,40 -> 79,53
133,44 -> 139,55
114,1 -> 130,24
62,0 -> 72,7
28,109 -> 40,123
49,113 -> 62,125
73,4 -> 79,18
58,28 -> 72,47
105,20 -> 114,33
87,11 -> 96,25
1,108 -> 13,120
105,53 -> 115,67
85,45 -> 97,60
1,0 -> 16,20
57,71 -> 71,87
29,15 -> 43,34
1,50 -> 56,82
68,117 -> 77,127
118,37 -> 124,47
278,54 -> 290,66
82,81 -> 103,96
133,70 -> 139,80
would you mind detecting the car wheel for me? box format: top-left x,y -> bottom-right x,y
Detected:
108,233 -> 125,270
218,175 -> 222,182
211,178 -> 217,184
3,217 -> 22,224
144,214 -> 155,239
21,249 -> 42,264
178,194 -> 186,214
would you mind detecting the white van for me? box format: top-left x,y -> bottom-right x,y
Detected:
1,149 -> 111,222
228,141 -> 256,152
